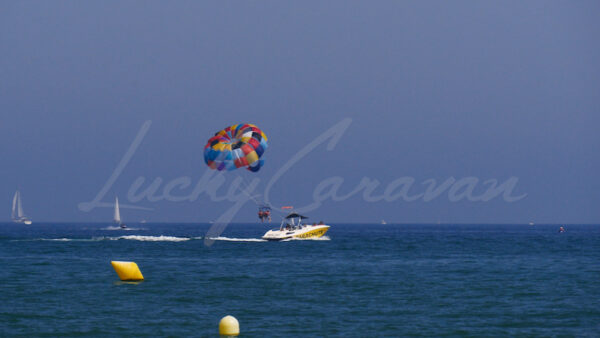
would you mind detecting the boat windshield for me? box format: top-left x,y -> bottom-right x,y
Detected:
279,214 -> 308,231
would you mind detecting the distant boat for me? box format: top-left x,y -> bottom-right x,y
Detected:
529,222 -> 534,226
12,190 -> 32,225
381,220 -> 387,225
114,197 -> 127,229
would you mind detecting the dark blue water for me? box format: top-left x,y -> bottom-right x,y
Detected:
0,223 -> 598,337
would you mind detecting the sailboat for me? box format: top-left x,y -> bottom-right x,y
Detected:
114,197 -> 127,229
12,190 -> 32,225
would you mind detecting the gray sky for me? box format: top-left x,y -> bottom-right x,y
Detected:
1,1 -> 598,223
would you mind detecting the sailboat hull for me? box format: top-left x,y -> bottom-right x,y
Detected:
13,218 -> 32,225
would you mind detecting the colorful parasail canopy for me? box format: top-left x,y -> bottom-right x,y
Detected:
204,123 -> 268,172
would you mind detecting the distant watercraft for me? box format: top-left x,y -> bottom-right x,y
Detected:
262,211 -> 329,241
114,197 -> 127,229
381,220 -> 387,225
529,222 -> 534,226
558,226 -> 565,233
12,190 -> 32,225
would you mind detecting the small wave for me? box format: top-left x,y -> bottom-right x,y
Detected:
207,236 -> 267,242
42,238 -> 97,242
101,226 -> 147,231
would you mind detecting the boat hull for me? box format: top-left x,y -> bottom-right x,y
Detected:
262,225 -> 330,241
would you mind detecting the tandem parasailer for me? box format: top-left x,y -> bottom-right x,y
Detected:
258,205 -> 271,222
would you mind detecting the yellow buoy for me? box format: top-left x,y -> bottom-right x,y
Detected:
111,261 -> 144,281
219,315 -> 239,336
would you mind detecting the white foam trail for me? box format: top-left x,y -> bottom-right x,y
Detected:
21,235 -> 193,242
12,238 -> 99,242
208,236 -> 267,242
112,235 -> 191,242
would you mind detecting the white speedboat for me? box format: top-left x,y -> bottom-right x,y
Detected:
12,190 -> 32,225
262,212 -> 330,241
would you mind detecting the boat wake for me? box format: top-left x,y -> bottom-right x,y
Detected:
17,235 -> 196,242
110,235 -> 191,242
207,236 -> 267,242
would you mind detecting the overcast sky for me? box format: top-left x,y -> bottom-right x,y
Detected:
1,1 -> 598,223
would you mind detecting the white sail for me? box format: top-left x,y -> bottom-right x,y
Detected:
17,192 -> 24,219
12,191 -> 18,220
114,197 -> 121,224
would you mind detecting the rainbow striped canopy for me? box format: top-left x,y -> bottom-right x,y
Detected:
204,123 -> 268,172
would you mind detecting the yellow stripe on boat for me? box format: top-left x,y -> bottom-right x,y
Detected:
111,261 -> 144,281
293,227 -> 329,239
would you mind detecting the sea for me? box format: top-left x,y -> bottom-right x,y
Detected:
0,223 -> 598,337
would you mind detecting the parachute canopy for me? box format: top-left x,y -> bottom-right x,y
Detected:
204,123 -> 268,172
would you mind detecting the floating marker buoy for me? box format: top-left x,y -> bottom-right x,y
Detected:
111,261 -> 144,281
219,315 -> 239,336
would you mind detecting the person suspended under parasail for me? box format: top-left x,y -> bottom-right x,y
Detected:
258,206 -> 271,222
